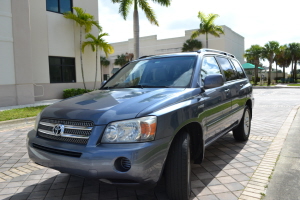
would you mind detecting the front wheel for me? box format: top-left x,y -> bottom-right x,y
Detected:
233,106 -> 251,141
165,132 -> 191,200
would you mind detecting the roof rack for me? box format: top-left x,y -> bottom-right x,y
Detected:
197,48 -> 235,58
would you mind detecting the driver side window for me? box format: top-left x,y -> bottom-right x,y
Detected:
200,57 -> 222,86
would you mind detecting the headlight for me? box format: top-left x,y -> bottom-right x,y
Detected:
34,112 -> 41,131
101,116 -> 157,143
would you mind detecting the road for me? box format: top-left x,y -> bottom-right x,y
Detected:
0,88 -> 299,200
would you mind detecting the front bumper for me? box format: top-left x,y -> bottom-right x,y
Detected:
27,129 -> 172,186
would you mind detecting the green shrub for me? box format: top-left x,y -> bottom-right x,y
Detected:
251,76 -> 260,82
63,88 -> 92,99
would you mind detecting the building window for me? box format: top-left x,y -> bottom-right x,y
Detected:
46,0 -> 72,14
49,57 -> 76,83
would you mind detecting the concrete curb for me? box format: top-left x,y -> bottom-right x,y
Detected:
239,104 -> 300,200
253,86 -> 300,89
0,117 -> 36,127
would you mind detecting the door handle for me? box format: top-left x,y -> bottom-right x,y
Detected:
224,89 -> 230,93
240,84 -> 244,87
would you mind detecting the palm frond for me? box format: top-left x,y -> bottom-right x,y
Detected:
191,30 -> 200,39
139,0 -> 159,26
85,33 -> 97,41
119,0 -> 133,19
151,0 -> 171,6
82,41 -> 95,53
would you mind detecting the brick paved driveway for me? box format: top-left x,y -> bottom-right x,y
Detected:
0,88 -> 299,200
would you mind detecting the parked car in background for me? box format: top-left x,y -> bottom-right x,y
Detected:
27,49 -> 254,200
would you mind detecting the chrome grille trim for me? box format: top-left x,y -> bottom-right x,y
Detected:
39,122 -> 93,131
38,129 -> 89,139
37,118 -> 94,145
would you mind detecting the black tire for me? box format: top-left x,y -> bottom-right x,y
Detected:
165,132 -> 191,200
233,106 -> 251,141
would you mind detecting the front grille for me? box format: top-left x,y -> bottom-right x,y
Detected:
32,143 -> 82,157
37,118 -> 94,145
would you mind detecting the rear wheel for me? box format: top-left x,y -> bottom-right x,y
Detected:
233,106 -> 251,141
165,132 -> 191,200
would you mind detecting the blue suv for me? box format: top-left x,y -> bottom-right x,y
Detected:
27,49 -> 254,200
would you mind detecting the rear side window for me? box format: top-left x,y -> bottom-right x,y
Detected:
231,59 -> 246,79
215,57 -> 237,81
200,57 -> 222,85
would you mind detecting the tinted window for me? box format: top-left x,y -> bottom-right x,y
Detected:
103,56 -> 197,88
215,57 -> 237,81
49,57 -> 76,83
200,57 -> 222,85
231,59 -> 246,79
46,0 -> 72,14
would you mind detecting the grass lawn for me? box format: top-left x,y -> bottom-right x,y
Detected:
0,105 -> 48,122
287,84 -> 300,86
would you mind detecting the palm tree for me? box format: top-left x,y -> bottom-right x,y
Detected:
100,56 -> 110,67
288,43 -> 300,82
64,7 -> 101,90
262,41 -> 280,85
277,45 -> 292,82
111,0 -> 171,59
82,33 -> 114,90
191,11 -> 224,48
114,54 -> 128,66
182,39 -> 202,52
244,45 -> 263,85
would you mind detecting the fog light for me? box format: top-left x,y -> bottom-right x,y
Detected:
114,157 -> 131,172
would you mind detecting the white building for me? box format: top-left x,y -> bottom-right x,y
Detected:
0,0 -> 98,107
103,25 -> 245,78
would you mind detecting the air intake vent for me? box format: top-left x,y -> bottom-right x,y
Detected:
32,143 -> 82,158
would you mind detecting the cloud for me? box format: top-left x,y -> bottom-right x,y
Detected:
98,0 -> 300,49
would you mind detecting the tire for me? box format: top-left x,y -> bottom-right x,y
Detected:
165,132 -> 191,200
233,106 -> 251,141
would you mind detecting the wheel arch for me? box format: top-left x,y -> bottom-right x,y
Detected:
170,122 -> 205,164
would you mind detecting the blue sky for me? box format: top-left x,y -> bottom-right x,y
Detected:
98,0 -> 299,68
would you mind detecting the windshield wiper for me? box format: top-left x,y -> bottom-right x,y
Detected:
125,85 -> 144,89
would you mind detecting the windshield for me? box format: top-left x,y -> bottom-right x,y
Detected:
102,56 -> 197,89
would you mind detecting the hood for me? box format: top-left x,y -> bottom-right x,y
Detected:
41,88 -> 199,125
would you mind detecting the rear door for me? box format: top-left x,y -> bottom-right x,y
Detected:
229,59 -> 249,123
198,56 -> 231,143
215,56 -> 239,129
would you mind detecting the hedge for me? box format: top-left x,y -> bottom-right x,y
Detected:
63,88 -> 92,99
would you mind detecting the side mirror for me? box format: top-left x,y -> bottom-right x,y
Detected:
204,74 -> 224,89
101,80 -> 107,87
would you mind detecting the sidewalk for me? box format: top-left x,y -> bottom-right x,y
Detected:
264,107 -> 300,200
0,99 -> 61,131
0,99 -> 61,112
253,84 -> 300,89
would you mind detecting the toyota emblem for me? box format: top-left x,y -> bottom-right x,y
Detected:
53,124 -> 64,136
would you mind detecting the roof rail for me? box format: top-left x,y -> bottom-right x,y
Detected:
138,55 -> 154,59
197,48 -> 235,58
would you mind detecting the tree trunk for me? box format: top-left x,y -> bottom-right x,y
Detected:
254,65 -> 258,85
79,27 -> 87,90
294,59 -> 297,82
276,63 -> 278,83
268,58 -> 272,85
100,55 -> 102,84
133,1 -> 139,59
283,65 -> 286,83
206,33 -> 208,48
93,49 -> 98,90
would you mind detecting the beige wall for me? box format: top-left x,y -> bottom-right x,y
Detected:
0,0 -> 15,86
103,25 -> 245,77
0,0 -> 99,106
